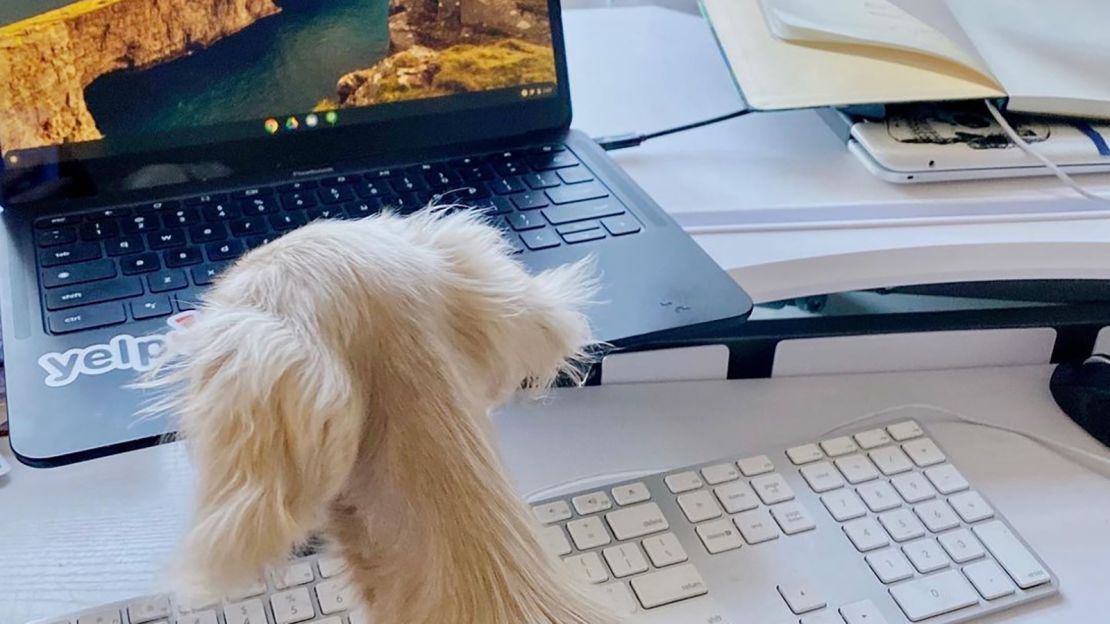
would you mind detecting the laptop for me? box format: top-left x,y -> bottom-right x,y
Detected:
0,0 -> 752,467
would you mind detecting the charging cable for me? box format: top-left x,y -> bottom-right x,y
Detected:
593,109 -> 751,151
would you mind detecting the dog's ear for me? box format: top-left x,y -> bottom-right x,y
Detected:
148,307 -> 364,599
518,258 -> 599,387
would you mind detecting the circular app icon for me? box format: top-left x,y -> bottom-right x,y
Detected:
264,118 -> 280,134
285,117 -> 300,131
305,113 -> 319,128
325,111 -> 339,125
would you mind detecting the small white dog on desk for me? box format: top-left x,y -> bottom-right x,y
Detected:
144,210 -> 624,623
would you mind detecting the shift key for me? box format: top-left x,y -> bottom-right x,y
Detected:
45,278 -> 143,310
542,198 -> 626,225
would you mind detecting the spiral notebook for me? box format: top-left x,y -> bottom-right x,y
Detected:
701,0 -> 1110,119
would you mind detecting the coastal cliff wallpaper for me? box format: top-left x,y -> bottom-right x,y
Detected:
0,0 -> 556,155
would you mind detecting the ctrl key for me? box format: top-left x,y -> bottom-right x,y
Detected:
48,302 -> 126,334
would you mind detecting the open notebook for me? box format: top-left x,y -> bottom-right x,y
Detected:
701,0 -> 1110,119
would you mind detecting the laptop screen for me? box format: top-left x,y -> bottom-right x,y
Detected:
0,0 -> 560,167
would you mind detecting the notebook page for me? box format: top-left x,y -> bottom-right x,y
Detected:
762,0 -> 994,80
946,0 -> 1110,118
701,0 -> 1004,111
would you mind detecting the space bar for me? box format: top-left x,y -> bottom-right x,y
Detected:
629,564 -> 708,609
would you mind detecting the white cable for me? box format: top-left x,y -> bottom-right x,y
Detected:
984,99 -> 1110,204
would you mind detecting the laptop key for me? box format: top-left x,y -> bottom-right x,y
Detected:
165,248 -> 203,268
344,200 -> 380,218
511,191 -> 549,211
89,207 -> 131,219
270,212 -> 307,232
135,200 -> 180,214
561,229 -> 606,244
79,220 -> 119,241
476,196 -> 514,216
542,198 -> 626,225
47,302 -> 127,334
45,278 -> 143,311
232,187 -> 274,200
520,229 -> 561,251
185,193 -> 228,206
201,203 -> 240,222
489,177 -> 527,195
279,192 -> 316,211
130,296 -> 174,320
529,151 -> 578,171
35,215 -> 79,228
192,263 -> 228,286
558,166 -> 595,185
148,229 -> 187,250
120,253 -> 161,275
277,180 -> 318,193
39,243 -> 102,267
357,180 -> 390,198
556,221 -> 601,235
107,235 -> 146,256
602,215 -> 642,236
122,215 -> 161,234
175,292 -> 200,312
189,223 -> 228,243
306,206 -> 343,221
36,227 -> 77,247
523,171 -> 561,189
318,186 -> 355,204
239,197 -> 280,215
546,181 -> 609,205
508,212 -> 545,231
390,175 -> 429,194
229,217 -> 268,237
206,240 -> 245,261
245,234 -> 279,249
148,270 -> 188,293
42,259 -> 116,288
165,207 -> 201,227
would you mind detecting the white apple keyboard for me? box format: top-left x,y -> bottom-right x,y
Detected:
27,420 -> 1056,624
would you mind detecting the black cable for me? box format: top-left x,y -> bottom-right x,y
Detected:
593,109 -> 751,151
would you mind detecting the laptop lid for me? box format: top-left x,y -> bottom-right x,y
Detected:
0,0 -> 572,205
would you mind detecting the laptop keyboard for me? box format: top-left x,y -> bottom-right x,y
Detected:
33,144 -> 643,335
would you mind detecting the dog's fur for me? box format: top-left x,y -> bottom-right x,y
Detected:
145,210 -> 623,623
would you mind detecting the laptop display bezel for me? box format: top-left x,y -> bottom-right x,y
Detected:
0,0 -> 572,205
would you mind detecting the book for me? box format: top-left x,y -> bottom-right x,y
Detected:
701,0 -> 1110,119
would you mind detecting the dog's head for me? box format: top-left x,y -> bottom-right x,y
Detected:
145,210 -> 597,598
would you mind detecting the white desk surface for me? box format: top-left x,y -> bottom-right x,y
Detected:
565,6 -> 1110,302
2,365 -> 1109,624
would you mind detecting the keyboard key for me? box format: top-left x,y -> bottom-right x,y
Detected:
270,212 -> 307,231
186,193 -> 228,206
45,278 -> 143,311
39,243 -> 101,267
820,436 -> 858,457
701,462 -> 740,485
696,518 -> 744,554
76,608 -> 123,624
521,229 -> 561,250
903,537 -> 950,574
538,525 -> 571,556
507,211 -> 545,231
734,509 -> 779,544
165,248 -> 203,267
611,482 -> 651,506
938,528 -> 985,563
887,421 -> 924,441
511,191 -> 549,211
642,532 -> 687,567
36,227 -> 76,247
891,472 -> 936,503
878,509 -> 926,542
866,548 -> 914,584
869,446 -> 914,475
136,200 -> 179,214
207,240 -> 246,261
524,171 -> 561,189
541,198 -> 625,225
787,443 -> 824,465
240,197 -> 281,216
321,174 -> 360,186
178,610 -> 218,624
277,180 -> 318,193
306,206 -> 343,221
677,490 -> 723,523
316,556 -> 347,579
843,517 -> 889,552
270,587 -> 315,624
488,177 -> 526,195
232,187 -> 274,200
738,455 -> 774,476
772,501 -> 817,535
854,428 -> 893,449
601,582 -> 638,616
79,220 -> 119,241
778,582 -> 826,614
839,600 -> 890,624
802,612 -> 848,624
889,569 -> 979,621
558,165 -> 595,185
192,263 -> 228,286
120,253 -> 161,274
42,259 -> 116,288
201,203 -> 239,222
190,223 -> 228,243
564,552 -> 609,584
176,292 -> 200,312
571,491 -> 613,515
345,200 -> 381,218
47,302 -> 126,334
857,481 -> 901,512
106,235 -> 144,256
963,559 -> 1016,600
605,502 -> 669,540
165,207 -> 201,226
127,596 -> 171,624
914,499 -> 961,533
280,193 -> 316,211
973,520 -> 1051,588
318,186 -> 355,204
36,214 -> 79,229
821,489 -> 867,522
835,454 -> 880,484
314,578 -> 357,614
546,181 -> 609,205
130,296 -> 174,320
664,471 -> 703,493
925,464 -> 969,494
270,562 -> 314,589
532,500 -> 572,524
601,215 -> 642,237
949,491 -> 994,523
529,150 -> 578,171
629,563 -> 708,609
902,438 -> 946,467
751,473 -> 794,504
561,228 -> 606,244
148,270 -> 188,293
799,461 -> 845,492
122,215 -> 160,234
148,229 -> 187,250
602,543 -> 650,577
714,480 -> 760,514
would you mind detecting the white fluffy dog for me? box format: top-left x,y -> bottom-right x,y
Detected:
146,209 -> 623,623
